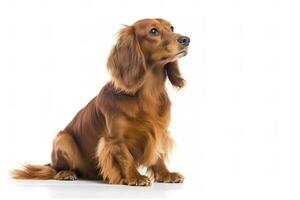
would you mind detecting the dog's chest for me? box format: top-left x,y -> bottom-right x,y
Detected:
126,99 -> 171,166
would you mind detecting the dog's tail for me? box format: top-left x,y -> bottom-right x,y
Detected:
10,164 -> 57,180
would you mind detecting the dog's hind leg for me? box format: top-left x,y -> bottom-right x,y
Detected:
51,131 -> 87,180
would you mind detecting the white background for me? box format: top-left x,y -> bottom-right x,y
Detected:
1,0 -> 300,199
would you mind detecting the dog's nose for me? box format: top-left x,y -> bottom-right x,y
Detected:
177,36 -> 190,47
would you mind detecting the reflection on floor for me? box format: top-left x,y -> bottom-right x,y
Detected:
12,180 -> 185,199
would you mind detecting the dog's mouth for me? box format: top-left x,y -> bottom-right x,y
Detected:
175,49 -> 188,57
159,48 -> 188,63
171,48 -> 188,60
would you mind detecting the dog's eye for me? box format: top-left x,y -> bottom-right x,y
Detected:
170,26 -> 174,32
149,28 -> 159,36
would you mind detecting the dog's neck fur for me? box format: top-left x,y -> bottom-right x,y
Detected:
140,64 -> 167,94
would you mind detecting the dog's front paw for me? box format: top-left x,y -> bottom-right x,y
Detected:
124,175 -> 151,186
155,172 -> 184,183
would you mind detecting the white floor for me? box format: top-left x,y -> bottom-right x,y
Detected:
4,179 -> 186,200
2,175 -> 298,200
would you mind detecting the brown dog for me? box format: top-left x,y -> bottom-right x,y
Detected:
11,18 -> 190,186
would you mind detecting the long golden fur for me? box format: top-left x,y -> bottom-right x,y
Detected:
11,18 -> 190,186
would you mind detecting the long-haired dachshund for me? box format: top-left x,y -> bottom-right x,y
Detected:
11,18 -> 190,186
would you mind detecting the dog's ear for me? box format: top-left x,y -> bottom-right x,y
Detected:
165,61 -> 185,89
107,26 -> 146,93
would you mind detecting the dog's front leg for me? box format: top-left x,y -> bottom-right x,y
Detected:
97,137 -> 151,186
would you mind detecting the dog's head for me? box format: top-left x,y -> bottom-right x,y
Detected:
107,18 -> 190,93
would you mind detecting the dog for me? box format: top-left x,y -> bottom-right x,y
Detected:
11,18 -> 190,186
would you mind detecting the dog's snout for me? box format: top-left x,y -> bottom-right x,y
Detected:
177,36 -> 190,47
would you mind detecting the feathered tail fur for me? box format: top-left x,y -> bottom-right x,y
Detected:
11,164 -> 57,180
